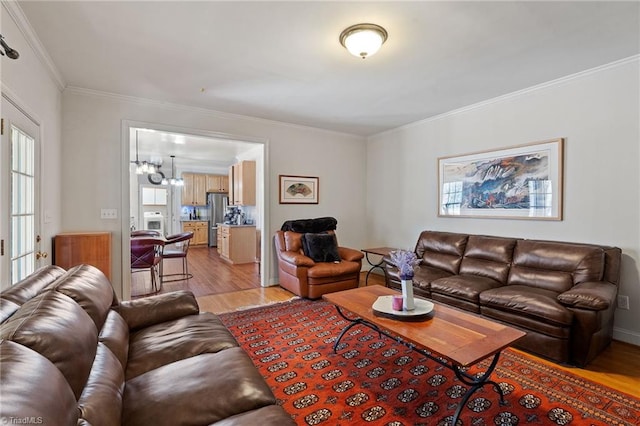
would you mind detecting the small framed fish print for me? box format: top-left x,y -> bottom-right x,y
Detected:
279,175 -> 319,204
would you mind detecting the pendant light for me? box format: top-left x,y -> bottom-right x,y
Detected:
131,130 -> 158,175
162,155 -> 184,186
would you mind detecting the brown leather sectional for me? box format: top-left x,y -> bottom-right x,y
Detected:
384,231 -> 621,366
0,264 -> 295,426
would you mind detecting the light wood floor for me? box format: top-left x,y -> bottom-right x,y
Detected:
131,246 -> 640,398
131,245 -> 261,297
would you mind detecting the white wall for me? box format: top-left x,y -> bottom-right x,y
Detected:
366,58 -> 640,344
61,90 -> 366,298
1,2 -> 63,287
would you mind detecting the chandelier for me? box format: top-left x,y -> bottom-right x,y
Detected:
131,130 -> 160,175
162,155 -> 184,186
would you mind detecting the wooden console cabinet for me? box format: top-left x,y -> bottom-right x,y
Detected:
54,232 -> 112,280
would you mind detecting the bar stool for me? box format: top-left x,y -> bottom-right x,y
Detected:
160,232 -> 194,283
131,236 -> 165,294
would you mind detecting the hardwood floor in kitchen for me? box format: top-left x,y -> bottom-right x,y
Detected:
131,245 -> 261,298
131,250 -> 640,398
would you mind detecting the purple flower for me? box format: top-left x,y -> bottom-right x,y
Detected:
389,250 -> 420,280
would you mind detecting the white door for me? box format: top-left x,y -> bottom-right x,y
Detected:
1,94 -> 43,287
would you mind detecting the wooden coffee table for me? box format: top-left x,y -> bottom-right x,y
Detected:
323,286 -> 526,425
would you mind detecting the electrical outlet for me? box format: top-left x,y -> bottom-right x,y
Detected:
617,295 -> 630,310
100,208 -> 118,219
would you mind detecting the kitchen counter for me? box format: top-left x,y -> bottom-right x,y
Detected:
217,224 -> 257,264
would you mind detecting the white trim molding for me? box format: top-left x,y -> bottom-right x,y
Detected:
613,327 -> 640,347
2,0 -> 66,90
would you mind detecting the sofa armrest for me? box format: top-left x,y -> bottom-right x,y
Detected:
557,282 -> 617,310
339,247 -> 365,262
116,290 -> 200,331
279,250 -> 316,267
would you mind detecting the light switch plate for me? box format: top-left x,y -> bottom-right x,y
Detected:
100,208 -> 118,219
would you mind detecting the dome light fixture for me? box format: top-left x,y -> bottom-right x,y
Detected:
339,23 -> 388,59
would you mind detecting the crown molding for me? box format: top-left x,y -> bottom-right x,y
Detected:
371,55 -> 640,139
2,0 -> 66,90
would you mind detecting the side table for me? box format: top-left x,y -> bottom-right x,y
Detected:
361,247 -> 396,286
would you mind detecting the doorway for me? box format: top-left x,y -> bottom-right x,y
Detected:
121,120 -> 269,300
0,94 -> 43,288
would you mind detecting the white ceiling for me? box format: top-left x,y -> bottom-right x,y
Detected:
19,1 -> 640,139
129,127 -> 260,173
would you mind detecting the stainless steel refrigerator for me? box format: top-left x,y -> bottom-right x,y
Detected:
207,193 -> 228,247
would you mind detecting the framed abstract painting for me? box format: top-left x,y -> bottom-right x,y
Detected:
279,175 -> 319,204
438,138 -> 564,220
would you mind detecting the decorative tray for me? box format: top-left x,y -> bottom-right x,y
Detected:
372,296 -> 435,321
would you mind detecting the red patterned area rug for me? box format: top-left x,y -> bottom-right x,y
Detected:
219,298 -> 639,426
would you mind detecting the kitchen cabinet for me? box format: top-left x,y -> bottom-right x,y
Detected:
228,160 -> 256,206
219,225 -> 256,264
206,174 -> 229,193
182,221 -> 208,245
181,173 -> 207,206
54,232 -> 112,280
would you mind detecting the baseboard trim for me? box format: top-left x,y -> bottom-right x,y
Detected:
613,327 -> 640,346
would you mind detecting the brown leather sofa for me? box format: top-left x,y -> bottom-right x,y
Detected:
274,217 -> 364,299
384,231 -> 621,367
0,264 -> 295,426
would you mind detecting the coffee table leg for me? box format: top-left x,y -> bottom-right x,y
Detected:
329,304 -> 507,424
332,306 -> 382,353
450,352 -> 505,425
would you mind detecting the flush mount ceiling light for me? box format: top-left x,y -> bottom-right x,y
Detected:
339,23 -> 388,59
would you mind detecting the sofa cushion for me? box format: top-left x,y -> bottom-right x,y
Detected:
0,265 -> 65,306
126,312 -> 239,380
0,265 -> 66,322
302,232 -> 341,262
307,260 -> 361,279
411,266 -> 453,293
431,275 -> 503,303
123,348 -> 278,426
459,235 -> 516,283
0,291 -> 98,399
46,264 -> 114,331
0,340 -> 78,426
116,290 -> 200,331
99,310 -> 130,370
415,231 -> 468,274
214,405 -> 296,426
480,285 -> 573,327
509,240 -> 604,292
77,343 -> 125,426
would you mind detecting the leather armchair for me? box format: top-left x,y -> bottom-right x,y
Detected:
274,230 -> 364,299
